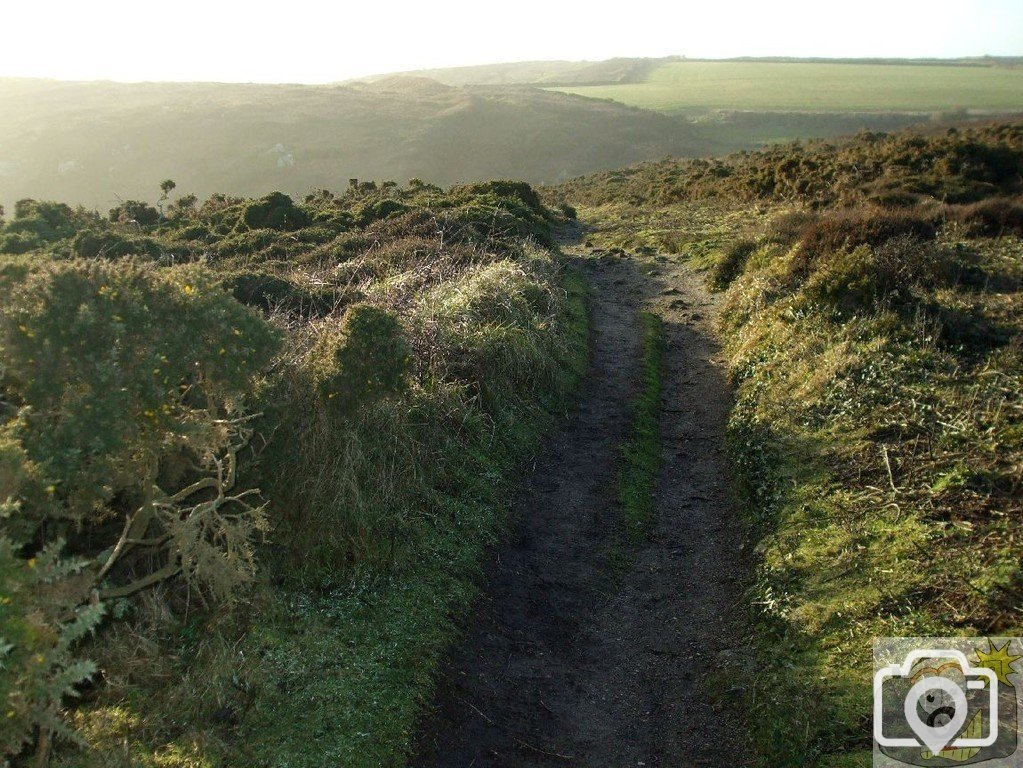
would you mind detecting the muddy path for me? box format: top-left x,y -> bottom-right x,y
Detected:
411,242 -> 748,767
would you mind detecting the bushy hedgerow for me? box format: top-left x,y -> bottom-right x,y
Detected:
0,175 -> 571,766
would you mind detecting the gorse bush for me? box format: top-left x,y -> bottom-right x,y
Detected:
1,261 -> 279,536
71,229 -> 164,259
0,201 -> 93,254
311,304 -> 411,414
108,200 -> 159,226
0,177 -> 580,766
242,191 -> 310,231
0,260 -> 280,757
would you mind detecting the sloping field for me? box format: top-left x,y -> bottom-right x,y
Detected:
551,60 -> 1023,114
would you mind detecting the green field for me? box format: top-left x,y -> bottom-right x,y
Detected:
551,60 -> 1023,114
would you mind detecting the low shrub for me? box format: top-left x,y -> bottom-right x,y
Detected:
242,191 -> 310,231
952,196 -> 1023,236
803,236 -> 954,312
71,229 -> 164,259
0,232 -> 41,254
108,200 -> 159,226
356,199 -> 409,226
799,208 -> 937,260
767,209 -> 818,246
310,303 -> 411,414
224,270 -> 341,317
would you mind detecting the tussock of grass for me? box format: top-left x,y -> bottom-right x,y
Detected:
619,311 -> 665,540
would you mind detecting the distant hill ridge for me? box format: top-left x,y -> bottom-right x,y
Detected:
353,55 -> 1023,87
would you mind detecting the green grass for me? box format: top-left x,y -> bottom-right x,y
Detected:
618,311 -> 665,539
569,201 -> 764,269
551,61 -> 1023,115
717,218 -> 1023,767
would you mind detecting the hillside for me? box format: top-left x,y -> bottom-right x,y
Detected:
551,60 -> 1023,114
7,59 -> 1023,214
2,99 -> 1023,767
360,55 -> 1023,88
0,77 -> 714,211
552,121 -> 1023,208
550,59 -> 1023,146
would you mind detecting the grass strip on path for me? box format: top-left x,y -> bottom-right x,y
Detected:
619,310 -> 666,540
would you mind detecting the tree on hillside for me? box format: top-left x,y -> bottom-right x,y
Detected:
157,179 -> 176,219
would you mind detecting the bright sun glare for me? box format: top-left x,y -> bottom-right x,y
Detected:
1,0 -> 1021,83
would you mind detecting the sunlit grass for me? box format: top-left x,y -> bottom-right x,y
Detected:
551,61 -> 1023,114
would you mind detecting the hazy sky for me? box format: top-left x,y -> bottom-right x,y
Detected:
2,0 -> 1021,83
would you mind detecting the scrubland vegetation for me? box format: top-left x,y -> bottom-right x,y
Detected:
0,180 -> 586,765
552,120 -> 1023,766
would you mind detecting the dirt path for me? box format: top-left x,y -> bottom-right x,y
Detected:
411,243 -> 747,767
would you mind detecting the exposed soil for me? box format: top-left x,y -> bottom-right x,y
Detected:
411,240 -> 748,767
